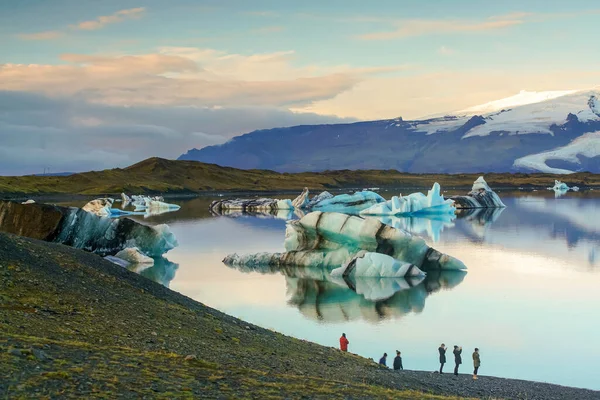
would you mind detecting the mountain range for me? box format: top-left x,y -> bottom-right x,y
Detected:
179,88 -> 600,174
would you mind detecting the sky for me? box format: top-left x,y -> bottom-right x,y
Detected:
1,0 -> 600,175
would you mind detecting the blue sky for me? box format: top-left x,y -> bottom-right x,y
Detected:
1,0 -> 599,174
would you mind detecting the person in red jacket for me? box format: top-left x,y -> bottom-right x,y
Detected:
339,333 -> 349,352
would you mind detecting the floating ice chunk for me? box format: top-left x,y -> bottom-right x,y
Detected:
21,199 -> 35,204
292,188 -> 310,209
115,247 -> 154,266
572,186 -> 580,192
378,214 -> 456,243
450,176 -> 506,208
104,255 -> 131,268
145,199 -> 181,211
311,191 -> 385,214
224,248 -> 356,271
330,251 -> 425,278
210,197 -> 292,212
551,180 -> 570,191
285,211 -> 466,271
360,183 -> 455,216
82,198 -> 114,217
121,193 -> 131,205
306,191 -> 334,208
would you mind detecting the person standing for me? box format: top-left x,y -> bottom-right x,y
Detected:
453,345 -> 462,376
393,350 -> 403,370
339,333 -> 349,352
472,348 -> 481,380
438,344 -> 447,374
379,353 -> 388,366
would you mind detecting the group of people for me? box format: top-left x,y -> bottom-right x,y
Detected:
439,343 -> 481,379
339,334 -> 482,379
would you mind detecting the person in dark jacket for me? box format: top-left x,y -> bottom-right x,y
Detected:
453,345 -> 462,376
438,344 -> 447,373
393,350 -> 403,370
472,348 -> 481,380
339,333 -> 349,352
379,353 -> 387,366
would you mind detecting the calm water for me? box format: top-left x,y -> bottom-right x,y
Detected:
65,190 -> 600,390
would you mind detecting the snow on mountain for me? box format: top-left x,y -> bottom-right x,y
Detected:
513,131 -> 600,174
458,90 -> 578,115
462,89 -> 600,138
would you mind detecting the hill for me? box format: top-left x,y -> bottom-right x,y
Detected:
2,157 -> 600,196
179,89 -> 600,174
2,231 -> 599,399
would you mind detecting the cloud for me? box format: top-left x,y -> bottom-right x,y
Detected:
16,30 -> 64,41
0,91 -> 353,175
70,7 -> 145,31
358,14 -> 526,40
0,47 -> 403,108
17,7 -> 145,40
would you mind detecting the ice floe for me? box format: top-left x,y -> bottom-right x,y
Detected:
359,183 -> 455,216
449,176 -> 506,208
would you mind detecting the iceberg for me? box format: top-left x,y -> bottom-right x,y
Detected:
449,176 -> 506,208
209,198 -> 293,213
211,208 -> 294,221
121,193 -> 131,206
285,211 -> 466,271
292,187 -> 310,209
377,214 -> 456,243
359,183 -> 455,216
21,199 -> 35,205
306,191 -> 334,208
104,255 -> 131,268
551,180 -> 570,192
310,191 -> 385,214
0,200 -> 178,257
115,247 -> 154,266
82,198 -> 114,217
330,251 -> 425,278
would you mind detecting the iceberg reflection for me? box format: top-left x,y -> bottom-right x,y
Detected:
128,256 -> 179,287
226,261 -> 466,322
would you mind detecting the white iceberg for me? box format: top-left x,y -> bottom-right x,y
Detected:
292,188 -> 310,209
121,193 -> 131,206
330,251 -> 425,278
82,198 -> 114,217
115,247 -> 154,266
378,214 -> 456,243
21,199 -> 35,204
359,183 -> 455,216
551,180 -> 570,192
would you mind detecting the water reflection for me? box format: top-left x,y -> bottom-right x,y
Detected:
227,261 -> 466,323
128,257 -> 179,287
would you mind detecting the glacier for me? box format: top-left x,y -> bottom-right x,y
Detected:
330,251 -> 425,278
449,176 -> 506,208
359,183 -> 455,216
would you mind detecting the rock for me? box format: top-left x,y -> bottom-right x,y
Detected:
292,188 -> 310,209
8,348 -> 23,357
185,355 -> 197,361
0,201 -> 64,241
31,348 -> 51,361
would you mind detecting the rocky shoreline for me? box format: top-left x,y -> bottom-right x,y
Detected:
1,232 -> 598,399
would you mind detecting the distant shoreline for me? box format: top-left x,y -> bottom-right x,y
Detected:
2,157 -> 599,198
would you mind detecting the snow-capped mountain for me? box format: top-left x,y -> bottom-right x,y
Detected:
180,88 -> 600,174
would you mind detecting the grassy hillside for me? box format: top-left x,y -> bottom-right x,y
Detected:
2,157 -> 600,196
